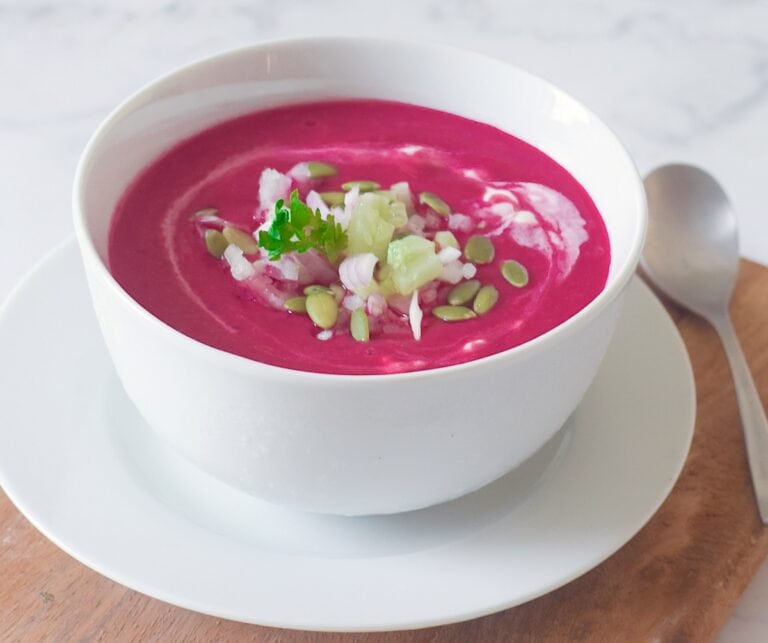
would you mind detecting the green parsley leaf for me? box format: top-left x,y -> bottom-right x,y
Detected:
257,190 -> 348,263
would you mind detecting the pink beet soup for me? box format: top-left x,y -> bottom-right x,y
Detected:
109,100 -> 610,375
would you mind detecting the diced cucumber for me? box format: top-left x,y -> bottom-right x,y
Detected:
386,235 -> 443,295
376,264 -> 397,297
347,198 -> 395,261
360,192 -> 408,229
384,201 -> 408,228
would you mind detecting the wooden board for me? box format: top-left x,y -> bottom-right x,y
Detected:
2,260 -> 768,642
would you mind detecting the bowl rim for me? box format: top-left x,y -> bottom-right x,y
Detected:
72,35 -> 647,384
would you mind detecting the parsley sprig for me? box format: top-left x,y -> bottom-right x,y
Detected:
258,190 -> 347,264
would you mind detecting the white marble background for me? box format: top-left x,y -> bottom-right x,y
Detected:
1,0 -> 767,639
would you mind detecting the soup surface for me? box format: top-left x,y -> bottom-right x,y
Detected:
109,100 -> 610,375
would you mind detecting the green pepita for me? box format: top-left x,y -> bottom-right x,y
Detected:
434,230 -> 459,250
204,229 -> 228,258
329,283 -> 345,303
473,285 -> 499,315
306,292 -> 339,329
222,226 -> 259,254
432,305 -> 477,322
303,284 -> 333,296
192,207 -> 218,219
306,161 -> 338,178
342,180 -> 380,193
284,296 -> 308,313
447,279 -> 481,305
418,191 -> 451,218
350,308 -> 370,342
464,235 -> 495,265
501,260 -> 529,287
318,191 -> 346,207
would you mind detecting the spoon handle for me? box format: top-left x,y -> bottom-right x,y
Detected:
712,313 -> 768,524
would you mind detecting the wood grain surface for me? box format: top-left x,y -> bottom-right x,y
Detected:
2,260 -> 768,642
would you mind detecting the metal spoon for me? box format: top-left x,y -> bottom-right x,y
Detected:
642,163 -> 768,524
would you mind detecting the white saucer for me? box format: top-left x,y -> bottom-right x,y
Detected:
0,240 -> 695,632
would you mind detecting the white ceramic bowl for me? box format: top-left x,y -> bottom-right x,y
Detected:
73,38 -> 646,516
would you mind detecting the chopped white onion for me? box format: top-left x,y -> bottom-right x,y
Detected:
409,290 -> 423,341
448,212 -> 474,232
258,168 -> 291,214
330,205 -> 350,229
390,181 -> 415,214
407,214 -> 426,234
339,253 -> 378,295
316,330 -> 333,341
273,255 -> 300,281
438,246 -> 462,264
344,185 -> 360,223
223,244 -> 256,281
306,190 -> 330,218
343,294 -> 366,311
287,162 -> 312,181
367,292 -> 387,316
423,212 -> 442,230
388,294 -> 411,315
462,262 -> 478,279
420,282 -> 438,304
440,260 -> 464,284
290,249 -> 338,285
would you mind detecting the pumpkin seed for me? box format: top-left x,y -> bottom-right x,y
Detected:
432,305 -> 477,322
434,230 -> 459,250
204,229 -> 228,258
192,207 -> 218,219
306,292 -> 339,329
222,226 -> 259,254
447,279 -> 481,305
319,191 -> 346,207
342,180 -> 380,192
303,284 -> 333,296
464,235 -> 495,264
307,161 -> 338,178
284,296 -> 308,313
473,285 -> 499,315
350,308 -> 370,342
329,283 -> 345,303
418,191 -> 451,218
501,260 -> 529,287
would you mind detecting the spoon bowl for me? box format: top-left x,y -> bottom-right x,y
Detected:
642,164 -> 739,317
